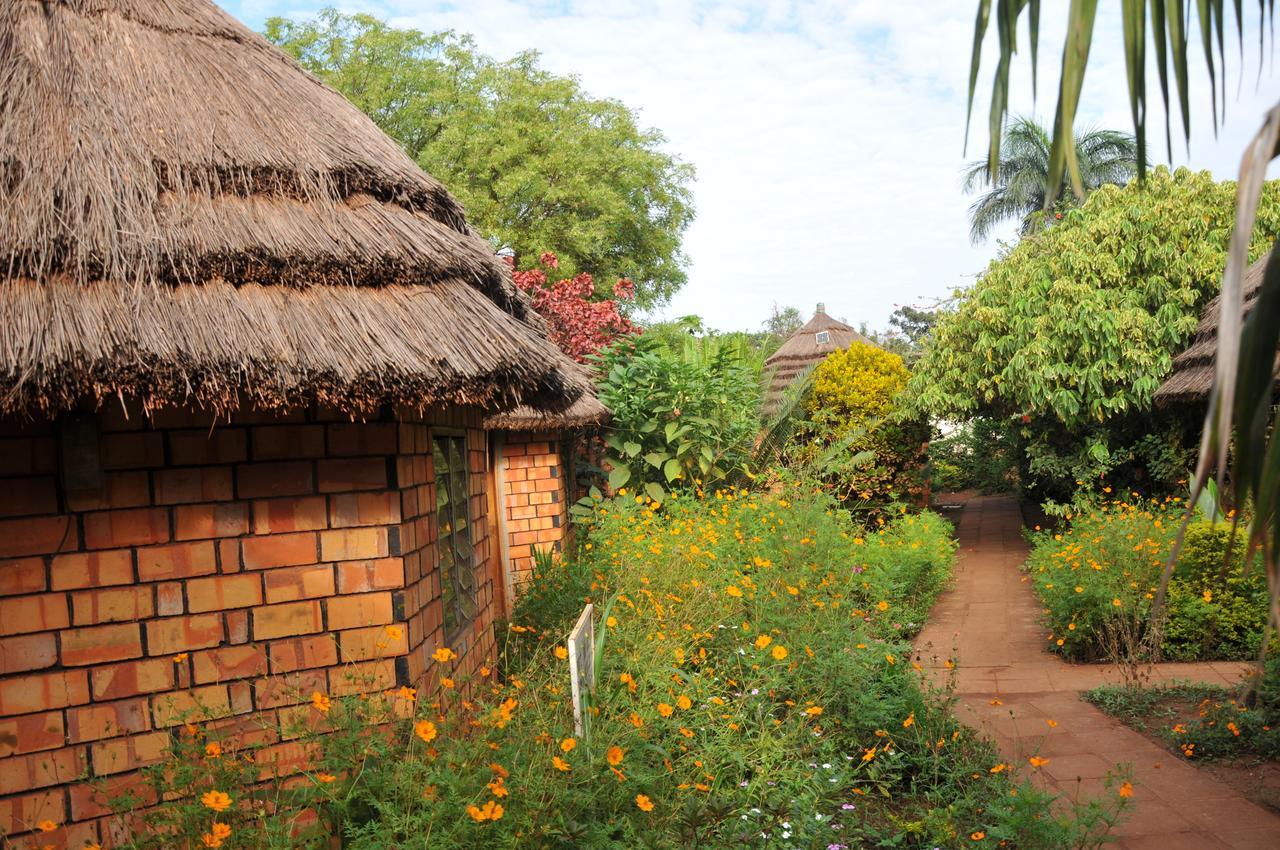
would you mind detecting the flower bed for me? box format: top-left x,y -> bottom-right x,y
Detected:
1026,497 -> 1269,663
107,489 -> 1124,849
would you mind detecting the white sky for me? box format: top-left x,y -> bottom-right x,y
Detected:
228,1 -> 1280,334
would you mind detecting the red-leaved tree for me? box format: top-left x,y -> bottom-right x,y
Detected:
506,252 -> 639,362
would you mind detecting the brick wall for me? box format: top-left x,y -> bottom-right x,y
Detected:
0,401 -> 497,847
497,431 -> 568,594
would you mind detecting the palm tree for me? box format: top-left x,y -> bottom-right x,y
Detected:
962,116 -> 1142,243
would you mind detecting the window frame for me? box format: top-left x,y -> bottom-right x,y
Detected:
815,331 -> 831,345
432,429 -> 479,640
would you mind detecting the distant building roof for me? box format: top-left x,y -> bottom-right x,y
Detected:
763,304 -> 872,413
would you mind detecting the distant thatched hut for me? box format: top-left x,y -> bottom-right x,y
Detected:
1155,251 -> 1275,404
763,304 -> 872,413
0,0 -> 599,840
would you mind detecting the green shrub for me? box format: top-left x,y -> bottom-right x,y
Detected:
103,488 -> 1124,850
1027,500 -> 1268,663
928,417 -> 1018,493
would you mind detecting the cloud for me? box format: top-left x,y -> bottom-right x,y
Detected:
227,0 -> 1280,332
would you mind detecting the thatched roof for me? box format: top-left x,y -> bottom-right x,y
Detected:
763,305 -> 871,412
1155,250 -> 1276,404
0,0 -> 583,418
484,364 -> 609,430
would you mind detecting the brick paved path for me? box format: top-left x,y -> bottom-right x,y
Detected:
914,494 -> 1280,849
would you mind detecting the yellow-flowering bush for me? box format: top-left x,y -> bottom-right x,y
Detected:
801,342 -> 928,503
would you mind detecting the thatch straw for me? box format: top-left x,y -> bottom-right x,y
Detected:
1155,250 -> 1275,404
762,305 -> 870,413
0,0 -> 581,417
483,365 -> 608,430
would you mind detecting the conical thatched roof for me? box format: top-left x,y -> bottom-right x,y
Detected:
484,363 -> 609,430
763,305 -> 871,413
0,0 -> 586,418
1155,249 -> 1276,404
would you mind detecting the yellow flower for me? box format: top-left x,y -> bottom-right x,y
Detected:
395,686 -> 417,701
635,794 -> 655,812
552,756 -> 571,772
970,831 -> 985,841
902,712 -> 915,728
1028,756 -> 1049,768
629,712 -> 645,728
441,677 -> 455,689
805,706 -> 823,716
657,702 -> 674,717
554,646 -> 569,660
37,820 -> 58,832
414,720 -> 437,743
432,647 -> 457,663
876,600 -> 889,612
1202,589 -> 1213,603
1112,598 -> 1122,607
200,790 -> 232,813
1046,719 -> 1057,728
311,691 -> 331,713
725,585 -> 743,598
316,773 -> 337,784
560,737 -> 576,753
385,625 -> 403,640
771,645 -> 788,660
606,746 -> 625,766
1118,781 -> 1134,798
786,585 -> 800,596
754,634 -> 773,649
173,653 -> 188,663
606,616 -> 618,628
989,763 -> 1007,773
202,822 -> 232,848
466,800 -> 505,822
675,694 -> 692,710
204,742 -> 222,758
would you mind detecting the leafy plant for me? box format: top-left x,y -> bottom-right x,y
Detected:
510,251 -> 638,361
590,335 -> 760,503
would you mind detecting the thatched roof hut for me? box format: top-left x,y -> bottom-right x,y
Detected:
0,0 -> 587,419
484,364 -> 609,430
1155,250 -> 1275,404
763,304 -> 871,413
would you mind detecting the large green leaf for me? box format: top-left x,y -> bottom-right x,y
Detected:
644,482 -> 666,503
608,466 -> 632,491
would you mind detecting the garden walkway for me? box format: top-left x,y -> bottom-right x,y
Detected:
913,494 -> 1280,849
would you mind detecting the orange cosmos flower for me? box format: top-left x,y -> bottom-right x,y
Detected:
37,821 -> 58,833
970,831 -> 985,841
560,738 -> 576,753
657,702 -> 674,717
200,790 -> 232,813
552,756 -> 571,772
414,720 -> 438,743
432,647 -> 457,663
675,694 -> 692,710
554,646 -> 569,660
316,773 -> 337,783
1028,756 -> 1049,768
635,794 -> 654,812
754,634 -> 772,649
310,691 -> 331,713
204,742 -> 222,758
466,800 -> 505,822
771,645 -> 788,660
202,822 -> 232,848
1118,781 -> 1134,798
606,746 -> 624,766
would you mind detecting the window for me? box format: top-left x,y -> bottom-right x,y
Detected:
433,434 -> 478,636
815,331 -> 831,344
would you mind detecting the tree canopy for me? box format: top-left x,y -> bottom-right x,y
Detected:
265,10 -> 695,310
908,168 -> 1280,502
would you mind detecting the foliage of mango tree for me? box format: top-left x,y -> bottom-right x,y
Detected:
265,11 -> 694,309
908,168 -> 1280,509
589,336 -> 760,503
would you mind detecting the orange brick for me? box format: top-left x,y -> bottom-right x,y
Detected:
69,772 -> 155,821
327,422 -> 398,456
70,585 -> 154,625
0,789 -> 64,836
237,461 -> 313,499
145,612 -> 224,655
251,495 -> 327,534
254,668 -> 327,709
174,502 -> 250,540
65,470 -> 150,512
192,644 -> 268,685
252,600 -> 323,640
156,581 -> 184,616
336,558 -> 403,594
225,609 -> 250,644
0,515 -> 77,557
186,573 -> 263,613
326,591 -> 393,631
0,633 -> 58,673
152,684 -> 232,727
91,658 -> 174,701
251,424 -> 325,460
0,668 -> 90,715
0,556 -> 46,596
61,622 -> 143,666
337,623 -> 408,662
330,491 -> 400,528
155,466 -> 234,504
0,746 -> 85,794
0,710 -> 64,757
317,458 -> 387,493
66,698 -> 150,743
241,532 -> 317,569
100,432 -> 163,469
268,635 -> 338,673
253,739 -> 320,781
0,592 -> 68,636
168,428 -> 247,465
0,476 -> 57,516
90,729 -> 170,776
263,564 -> 335,604
51,549 -> 134,591
319,527 -> 387,561
330,659 -> 396,696
83,507 -> 168,549
136,540 -> 217,581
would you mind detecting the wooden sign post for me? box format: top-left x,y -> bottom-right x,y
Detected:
567,603 -> 595,739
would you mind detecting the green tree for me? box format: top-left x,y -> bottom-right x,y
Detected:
264,10 -> 695,309
909,168 -> 1280,507
963,116 -> 1142,243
